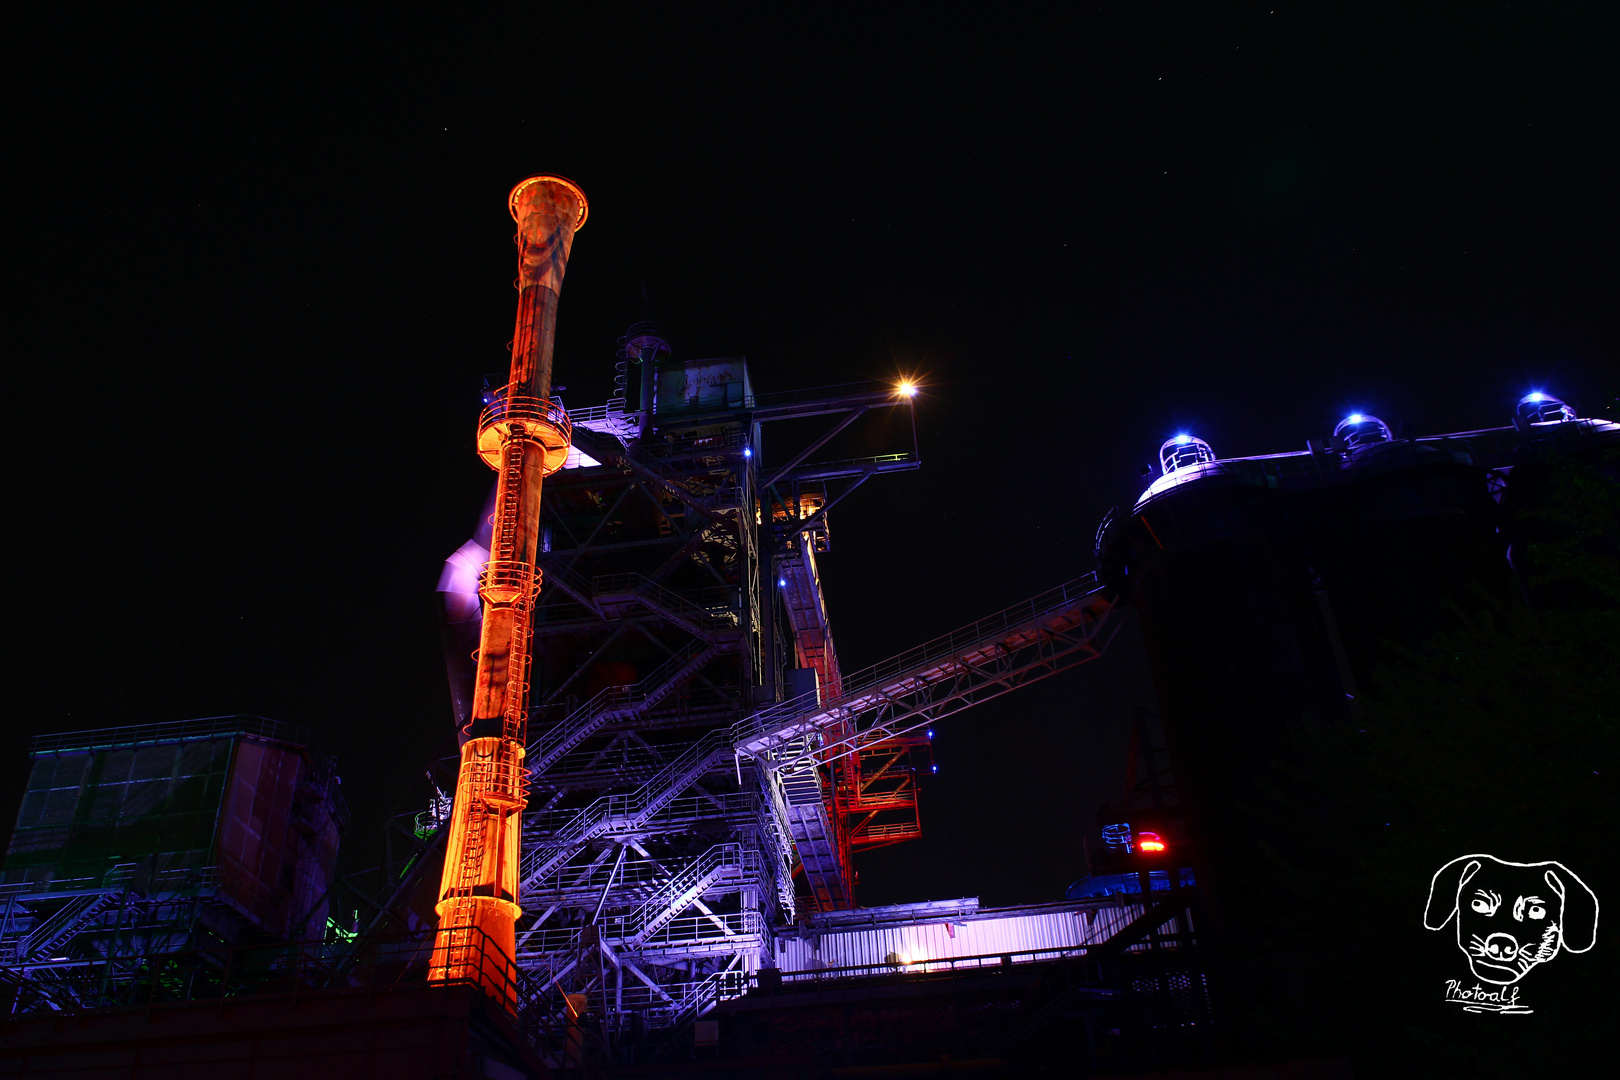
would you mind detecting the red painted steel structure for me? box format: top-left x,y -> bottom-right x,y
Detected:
430,175 -> 586,1007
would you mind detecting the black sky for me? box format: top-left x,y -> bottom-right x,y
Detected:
9,4 -> 1617,907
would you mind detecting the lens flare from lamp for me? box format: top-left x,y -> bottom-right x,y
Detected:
1527,392 -> 1545,402
1173,433 -> 1191,445
897,380 -> 918,398
1347,413 -> 1364,424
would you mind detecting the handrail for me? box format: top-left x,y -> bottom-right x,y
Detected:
526,638 -> 719,775
30,716 -> 311,755
733,574 -> 1111,754
591,573 -> 735,628
520,730 -> 735,886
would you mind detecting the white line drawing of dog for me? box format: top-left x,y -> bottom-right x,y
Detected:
1424,854 -> 1599,986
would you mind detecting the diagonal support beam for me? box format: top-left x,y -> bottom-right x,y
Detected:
775,472 -> 873,550
760,407 -> 869,491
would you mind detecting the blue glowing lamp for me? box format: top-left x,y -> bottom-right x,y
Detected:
1159,434 -> 1215,475
1517,391 -> 1575,425
1333,413 -> 1392,452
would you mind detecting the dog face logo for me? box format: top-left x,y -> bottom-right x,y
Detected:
1424,855 -> 1599,986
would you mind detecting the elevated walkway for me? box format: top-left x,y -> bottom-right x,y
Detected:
735,574 -> 1119,762
739,576 -> 1120,908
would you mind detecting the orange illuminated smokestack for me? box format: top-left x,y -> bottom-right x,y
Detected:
429,175 -> 586,1008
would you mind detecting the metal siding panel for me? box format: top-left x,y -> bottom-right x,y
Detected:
776,903 -> 1138,973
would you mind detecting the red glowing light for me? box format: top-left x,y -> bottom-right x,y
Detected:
1137,831 -> 1167,853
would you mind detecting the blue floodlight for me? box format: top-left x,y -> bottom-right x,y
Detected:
926,729 -> 935,739
1159,434 -> 1215,475
743,446 -> 752,457
930,764 -> 939,773
778,578 -> 787,588
1516,391 -> 1575,425
1333,413 -> 1393,452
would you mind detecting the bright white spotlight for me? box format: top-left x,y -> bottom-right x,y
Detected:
1347,413 -> 1364,424
897,380 -> 918,398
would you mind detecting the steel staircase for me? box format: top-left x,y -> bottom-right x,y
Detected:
592,573 -> 736,642
534,560 -> 738,639
527,638 -> 727,778
520,729 -> 736,890
771,744 -> 849,911
15,890 -> 123,963
618,843 -> 759,947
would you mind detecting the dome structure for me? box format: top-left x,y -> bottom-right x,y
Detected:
1516,391 -> 1576,425
1333,413 -> 1393,452
1159,433 -> 1216,475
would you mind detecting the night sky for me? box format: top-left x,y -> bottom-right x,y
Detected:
11,5 -> 1617,908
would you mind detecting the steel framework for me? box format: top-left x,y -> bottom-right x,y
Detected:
433,355 -> 1125,1040
418,178 -> 1128,1045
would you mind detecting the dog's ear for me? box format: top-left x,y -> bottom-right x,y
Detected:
1545,865 -> 1599,953
1425,857 -> 1483,931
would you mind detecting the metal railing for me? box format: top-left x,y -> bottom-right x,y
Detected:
591,573 -> 737,633
519,730 -> 737,888
30,716 -> 311,755
526,639 -> 724,778
733,573 -> 1112,756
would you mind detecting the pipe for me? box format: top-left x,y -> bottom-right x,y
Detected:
429,175 -> 586,1010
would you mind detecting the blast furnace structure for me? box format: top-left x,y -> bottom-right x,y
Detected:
428,177 -> 1131,1042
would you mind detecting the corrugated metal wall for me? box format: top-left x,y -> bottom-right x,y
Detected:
774,899 -> 1171,973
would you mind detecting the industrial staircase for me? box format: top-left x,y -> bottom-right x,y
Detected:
527,637 -> 728,778
520,729 -> 737,890
533,560 -> 739,644
592,573 -> 736,642
11,889 -> 125,964
615,843 -> 760,948
522,844 -> 762,956
771,744 -> 849,911
515,843 -> 766,1024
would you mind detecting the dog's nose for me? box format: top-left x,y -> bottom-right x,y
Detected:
1483,933 -> 1519,961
